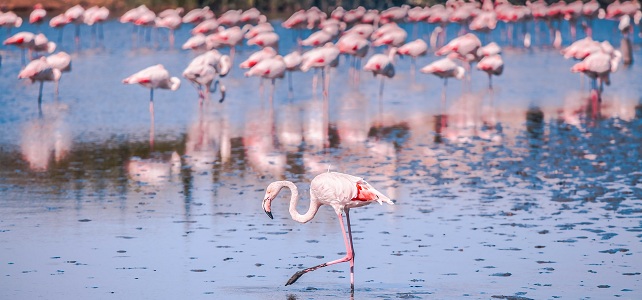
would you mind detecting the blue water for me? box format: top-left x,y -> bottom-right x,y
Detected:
0,17 -> 641,299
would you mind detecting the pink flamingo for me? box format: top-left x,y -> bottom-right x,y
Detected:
245,56 -> 286,103
4,32 -> 56,64
84,6 -> 110,40
300,43 -> 340,96
244,22 -> 274,39
435,33 -> 481,77
379,5 -> 410,24
364,48 -> 398,98
240,47 -> 277,69
0,11 -> 23,34
182,7 -> 215,24
343,23 -> 374,39
337,33 -> 370,82
361,9 -> 380,25
18,57 -> 61,108
371,26 -> 407,48
397,39 -> 428,76
420,56 -> 465,106
64,4 -> 85,45
240,8 -> 265,25
208,26 -> 246,63
262,171 -> 393,290
342,7 -> 366,25
477,54 -> 504,89
122,64 -> 181,116
217,10 -> 242,27
183,50 -> 231,102
571,46 -> 622,96
155,12 -> 183,47
191,19 -> 219,35
247,31 -> 279,49
300,29 -> 334,47
283,51 -> 302,94
29,4 -> 47,29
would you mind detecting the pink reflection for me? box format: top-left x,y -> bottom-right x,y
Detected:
184,101 -> 232,171
127,152 -> 181,184
20,103 -> 71,171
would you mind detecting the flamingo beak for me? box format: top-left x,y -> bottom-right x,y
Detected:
262,198 -> 273,219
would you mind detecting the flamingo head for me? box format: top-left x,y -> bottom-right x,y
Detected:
262,182 -> 284,219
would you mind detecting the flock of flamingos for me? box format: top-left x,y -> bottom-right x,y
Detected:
2,0 -> 640,291
1,0 -> 639,107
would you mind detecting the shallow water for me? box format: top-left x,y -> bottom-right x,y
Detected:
1,18 -> 642,299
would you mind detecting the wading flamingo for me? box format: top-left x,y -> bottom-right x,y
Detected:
262,171 -> 393,291
18,57 -> 61,109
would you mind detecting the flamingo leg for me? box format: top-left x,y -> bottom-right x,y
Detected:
38,81 -> 44,110
149,96 -> 155,150
286,211 -> 355,289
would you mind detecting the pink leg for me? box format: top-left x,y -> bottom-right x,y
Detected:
286,211 -> 355,290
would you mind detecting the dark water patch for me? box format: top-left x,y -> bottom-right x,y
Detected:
536,261 -> 555,264
617,208 -> 642,215
115,236 -> 136,239
490,272 -> 512,277
116,250 -> 126,253
190,269 -> 207,272
599,248 -> 629,254
491,295 -> 533,300
500,223 -> 538,228
78,219 -> 92,222
622,272 -> 640,276
538,230 -> 549,234
597,285 -> 611,288
397,293 -> 422,298
534,245 -> 545,249
498,247 -> 522,251
600,233 -> 618,240
555,239 -> 577,243
173,220 -> 197,223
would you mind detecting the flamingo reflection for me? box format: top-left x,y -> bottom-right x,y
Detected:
20,103 -> 71,171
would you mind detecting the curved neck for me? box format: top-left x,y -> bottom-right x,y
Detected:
276,181 -> 321,223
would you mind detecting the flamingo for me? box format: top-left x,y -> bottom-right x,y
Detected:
283,50 -> 302,94
182,7 -> 215,24
122,64 -> 181,118
244,22 -> 274,39
262,171 -> 393,290
29,4 -> 47,28
0,11 -> 23,33
4,32 -> 56,64
155,11 -> 182,47
84,6 -> 109,40
217,10 -> 242,27
571,47 -> 622,96
207,26 -> 246,62
64,4 -> 85,45
240,8 -> 264,25
45,51 -> 71,96
245,56 -> 286,103
477,54 -> 504,89
300,43 -> 340,96
247,31 -> 280,49
191,19 -> 220,35
397,39 -> 428,76
300,30 -> 334,47
182,34 -> 209,51
477,42 -> 502,57
363,48 -> 397,97
240,47 -> 277,69
420,56 -> 466,106
337,33 -> 370,82
18,57 -> 61,108
183,50 -> 232,102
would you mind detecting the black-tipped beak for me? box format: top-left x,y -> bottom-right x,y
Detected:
262,198 -> 273,219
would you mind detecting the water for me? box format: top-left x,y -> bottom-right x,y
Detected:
1,18 -> 641,299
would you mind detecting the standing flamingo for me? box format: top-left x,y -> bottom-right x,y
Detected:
122,64 -> 181,113
397,39 -> 428,77
29,4 -> 47,30
18,57 -> 61,109
183,50 -> 231,102
262,171 -> 393,290
477,54 -> 504,89
245,56 -> 286,103
300,43 -> 340,97
363,48 -> 397,98
283,50 -> 302,94
420,56 -> 466,108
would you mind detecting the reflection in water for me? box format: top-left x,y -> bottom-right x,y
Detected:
20,103 -> 71,171
126,152 -> 181,184
244,103 -> 286,178
435,92 -> 502,143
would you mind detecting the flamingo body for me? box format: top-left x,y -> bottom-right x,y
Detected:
262,172 -> 392,288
